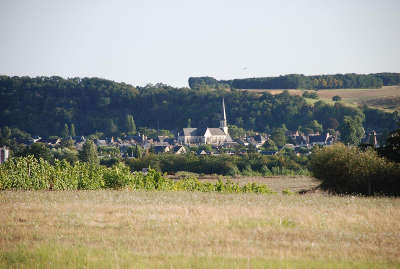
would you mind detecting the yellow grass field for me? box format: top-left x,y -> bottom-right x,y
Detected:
181,175 -> 320,193
242,86 -> 400,112
1,187 -> 399,268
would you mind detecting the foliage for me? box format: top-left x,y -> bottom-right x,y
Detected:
125,153 -> 309,177
62,124 -> 69,138
70,123 -> 76,136
1,75 -> 394,139
309,144 -> 400,195
302,91 -> 318,99
127,145 -> 143,158
51,147 -> 79,164
379,126 -> 400,162
228,125 -> 246,139
190,73 -> 400,90
0,156 -> 274,194
20,143 -> 52,162
338,116 -> 365,145
0,156 -> 104,190
270,128 -> 286,147
332,95 -> 342,101
262,139 -> 278,151
125,114 -> 136,135
79,140 -> 99,164
363,106 -> 399,133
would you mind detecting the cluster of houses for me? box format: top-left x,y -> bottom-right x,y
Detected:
9,129 -> 337,158
1,99 -> 381,161
7,125 -> 381,159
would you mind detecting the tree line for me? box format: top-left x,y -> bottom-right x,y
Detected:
0,76 -> 398,139
189,73 -> 400,90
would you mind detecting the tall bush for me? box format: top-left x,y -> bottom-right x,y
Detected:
0,156 -> 274,194
309,144 -> 400,195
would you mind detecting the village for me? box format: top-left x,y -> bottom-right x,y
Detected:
0,99 -> 381,164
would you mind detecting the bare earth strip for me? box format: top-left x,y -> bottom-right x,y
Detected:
0,189 -> 399,268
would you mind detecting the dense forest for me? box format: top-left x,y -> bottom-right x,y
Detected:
189,73 -> 400,90
0,75 -> 399,138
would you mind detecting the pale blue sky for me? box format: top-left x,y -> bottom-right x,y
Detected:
0,0 -> 399,87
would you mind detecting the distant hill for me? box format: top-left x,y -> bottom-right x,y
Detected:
189,73 -> 400,90
0,75 -> 398,138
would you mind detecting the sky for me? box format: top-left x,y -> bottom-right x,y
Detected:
0,0 -> 399,87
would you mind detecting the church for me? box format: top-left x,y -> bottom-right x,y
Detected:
178,98 -> 233,145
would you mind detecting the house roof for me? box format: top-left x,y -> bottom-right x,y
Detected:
309,135 -> 327,144
183,128 -> 198,136
152,145 -> 170,153
207,128 -> 226,136
173,145 -> 186,153
95,139 -> 107,146
253,134 -> 266,143
295,136 -> 308,145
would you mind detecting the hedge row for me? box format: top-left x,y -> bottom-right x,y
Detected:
0,156 -> 274,194
309,144 -> 400,195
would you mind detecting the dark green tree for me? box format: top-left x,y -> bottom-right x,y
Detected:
325,118 -> 339,130
70,123 -> 76,137
270,128 -> 286,147
263,139 -> 278,151
60,138 -> 75,149
381,126 -> 400,162
332,95 -> 342,101
338,116 -> 365,145
2,126 -> 11,139
107,119 -> 119,136
126,114 -> 136,135
62,123 -> 69,138
79,140 -> 99,164
22,142 -> 52,161
228,125 -> 246,139
127,145 -> 143,158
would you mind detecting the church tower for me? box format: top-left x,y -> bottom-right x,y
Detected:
220,98 -> 228,134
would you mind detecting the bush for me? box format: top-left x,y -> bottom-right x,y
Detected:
302,91 -> 319,99
125,153 -> 309,177
103,162 -> 134,189
0,156 -> 105,190
0,156 -> 275,194
332,95 -> 342,101
309,144 -> 400,195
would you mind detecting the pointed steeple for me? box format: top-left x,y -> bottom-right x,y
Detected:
222,98 -> 227,123
220,98 -> 228,134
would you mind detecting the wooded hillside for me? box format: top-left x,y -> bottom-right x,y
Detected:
189,73 -> 400,90
0,76 -> 398,137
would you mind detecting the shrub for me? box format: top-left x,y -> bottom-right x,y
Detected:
103,162 -> 134,189
332,95 -> 342,101
0,156 -> 276,195
309,144 -> 400,195
302,91 -> 319,99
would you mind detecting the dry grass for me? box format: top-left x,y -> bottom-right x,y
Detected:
192,175 -> 320,193
1,189 -> 399,268
241,86 -> 400,112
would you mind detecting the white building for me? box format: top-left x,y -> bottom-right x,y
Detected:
0,147 -> 9,164
178,98 -> 232,145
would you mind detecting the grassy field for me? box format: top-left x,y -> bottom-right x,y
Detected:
242,86 -> 400,112
170,175 -> 320,193
1,187 -> 399,268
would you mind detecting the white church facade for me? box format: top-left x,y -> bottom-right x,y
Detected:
178,99 -> 233,145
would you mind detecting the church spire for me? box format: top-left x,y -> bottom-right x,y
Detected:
222,97 -> 227,123
220,98 -> 228,134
